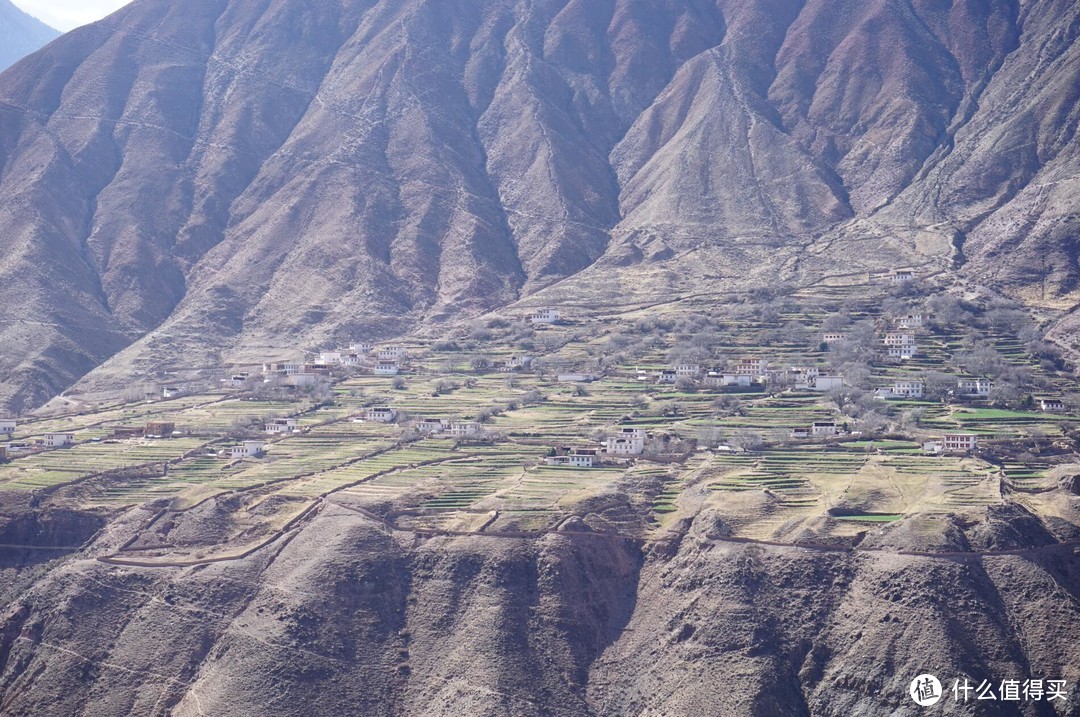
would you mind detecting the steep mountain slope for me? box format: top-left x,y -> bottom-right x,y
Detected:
0,501 -> 1077,716
0,0 -> 58,71
0,0 -> 1076,413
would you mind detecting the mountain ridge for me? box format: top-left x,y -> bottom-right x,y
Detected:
0,0 -> 1077,413
0,0 -> 58,72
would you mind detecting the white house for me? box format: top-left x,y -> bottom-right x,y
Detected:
942,434 -> 978,454
705,372 -> 752,388
883,332 -> 917,348
890,269 -> 915,284
43,433 -> 75,448
898,314 -> 925,329
263,361 -> 303,375
448,421 -> 482,439
790,427 -> 811,439
673,364 -> 701,378
221,373 -> 250,388
530,308 -> 561,324
339,353 -> 363,367
415,418 -> 449,434
286,373 -> 317,387
811,422 -> 838,437
822,333 -> 846,343
265,418 -> 298,434
365,407 -> 398,423
813,376 -> 844,392
507,355 -> 534,370
957,378 -> 993,397
733,358 -> 769,377
656,369 -> 678,384
544,453 -> 595,468
378,346 -> 407,361
605,427 -> 646,455
374,362 -> 400,376
558,373 -> 595,382
879,380 -> 924,399
1038,398 -> 1065,412
230,441 -> 266,459
349,342 -> 373,354
0,420 -> 15,436
318,351 -> 343,364
886,345 -> 916,360
162,387 -> 182,399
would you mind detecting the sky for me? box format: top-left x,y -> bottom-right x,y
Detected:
12,0 -> 131,31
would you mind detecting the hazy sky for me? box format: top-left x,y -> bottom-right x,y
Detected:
12,0 -> 131,31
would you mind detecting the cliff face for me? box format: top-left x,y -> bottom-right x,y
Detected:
0,503 -> 1077,716
0,0 -> 1078,411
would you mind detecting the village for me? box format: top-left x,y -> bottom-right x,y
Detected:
0,267 -> 1077,559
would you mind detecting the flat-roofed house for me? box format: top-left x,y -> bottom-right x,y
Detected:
558,373 -> 595,382
43,433 -> 75,448
230,441 -> 265,459
319,351 -> 343,364
416,418 -> 449,434
656,369 -> 678,384
263,361 -> 303,375
881,377 -> 924,399
530,308 -> 561,324
448,422 -> 482,439
957,378 -> 993,397
378,346 -> 408,361
704,372 -> 752,388
145,421 -> 176,437
286,373 -> 317,387
811,422 -> 838,437
374,362 -> 400,376
1038,398 -> 1065,412
605,427 -> 646,455
733,358 -> 769,377
265,418 -> 298,434
883,332 -> 917,347
350,342 -> 373,354
890,269 -> 915,284
898,314 -> 925,329
822,333 -> 846,343
507,355 -> 534,370
673,364 -> 701,378
544,452 -> 595,467
0,419 -> 14,436
365,407 -> 398,423
813,376 -> 844,392
942,434 -> 978,453
222,373 -> 250,388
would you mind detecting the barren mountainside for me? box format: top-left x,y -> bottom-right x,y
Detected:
1,496 -> 1079,716
0,0 -> 1077,412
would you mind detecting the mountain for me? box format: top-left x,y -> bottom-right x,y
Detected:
0,0 -> 58,71
0,0 -> 1076,413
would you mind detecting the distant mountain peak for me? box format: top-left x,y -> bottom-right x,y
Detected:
0,0 -> 59,71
